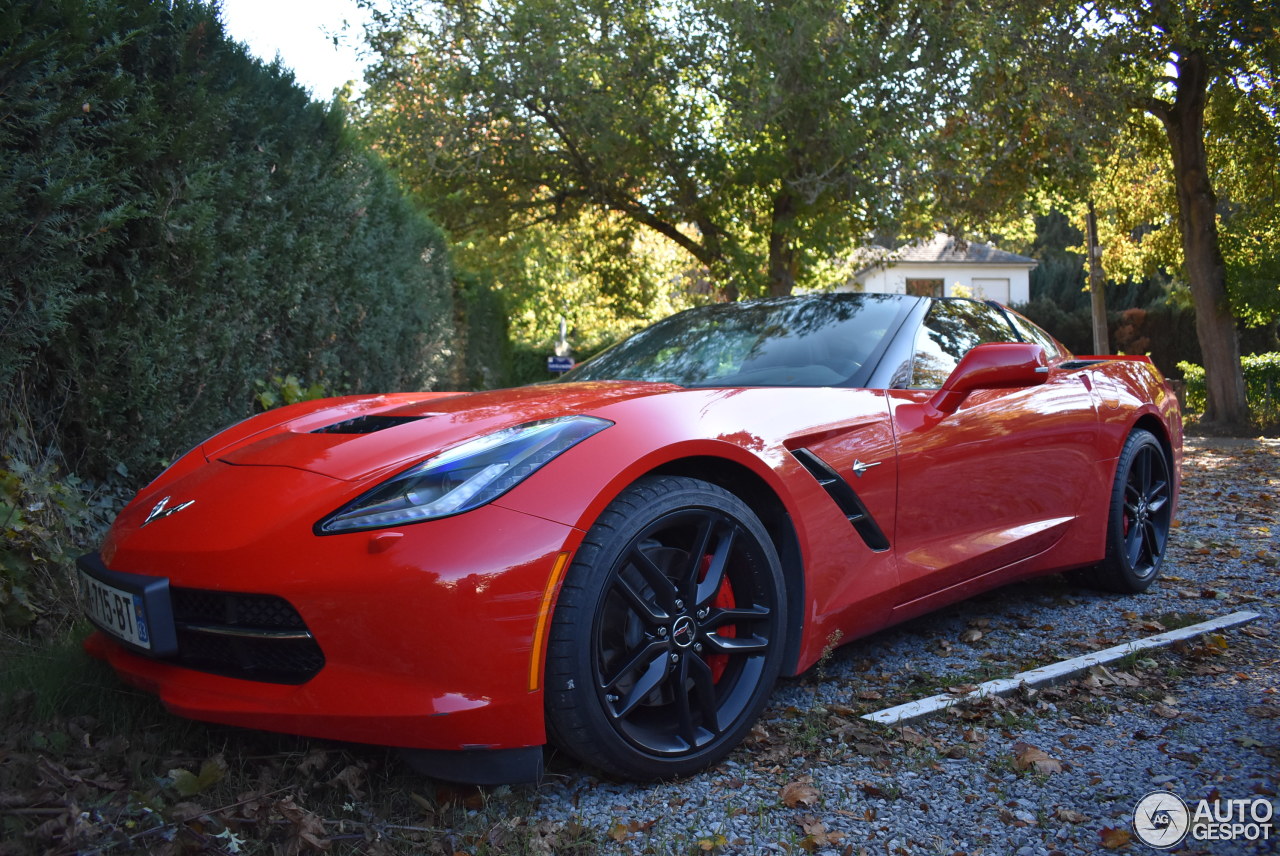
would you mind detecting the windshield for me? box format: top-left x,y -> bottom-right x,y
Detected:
563,293 -> 911,388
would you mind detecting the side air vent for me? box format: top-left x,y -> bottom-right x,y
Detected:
312,414 -> 424,435
790,448 -> 891,552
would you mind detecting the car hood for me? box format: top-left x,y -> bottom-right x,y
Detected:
211,381 -> 679,482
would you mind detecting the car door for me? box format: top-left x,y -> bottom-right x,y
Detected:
886,299 -> 1099,607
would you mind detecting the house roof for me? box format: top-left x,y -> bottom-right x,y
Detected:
854,233 -> 1037,278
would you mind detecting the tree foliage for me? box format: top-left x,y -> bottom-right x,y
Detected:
1,0 -> 452,482
358,0 -> 1072,297
1071,0 -> 1279,428
451,208 -> 701,373
1085,107 -> 1280,328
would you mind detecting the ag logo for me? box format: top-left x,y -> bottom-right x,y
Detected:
141,496 -> 195,528
1133,790 -> 1190,849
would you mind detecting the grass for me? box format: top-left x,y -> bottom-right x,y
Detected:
1,623 -> 173,729
0,629 -> 595,856
1153,611 -> 1208,630
891,663 -> 1014,703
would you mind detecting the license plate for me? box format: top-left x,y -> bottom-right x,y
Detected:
80,569 -> 152,650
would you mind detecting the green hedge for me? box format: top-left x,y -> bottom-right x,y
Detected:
1,0 -> 452,482
1178,353 -> 1280,430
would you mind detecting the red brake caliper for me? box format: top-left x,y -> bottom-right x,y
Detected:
697,554 -> 737,683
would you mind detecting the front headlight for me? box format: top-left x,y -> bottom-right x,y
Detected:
316,415 -> 612,534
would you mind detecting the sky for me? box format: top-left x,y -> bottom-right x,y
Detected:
216,0 -> 375,100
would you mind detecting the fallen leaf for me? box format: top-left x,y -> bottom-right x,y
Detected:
296,749 -> 329,775
1099,826 -> 1131,849
794,815 -> 846,851
1054,806 -> 1088,823
168,755 -> 227,797
276,796 -> 331,854
780,781 -> 820,808
998,807 -> 1030,827
960,629 -> 984,643
327,764 -> 366,800
697,833 -> 727,851
1111,671 -> 1142,688
1012,742 -> 1063,774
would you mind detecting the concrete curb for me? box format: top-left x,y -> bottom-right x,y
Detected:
862,610 -> 1263,727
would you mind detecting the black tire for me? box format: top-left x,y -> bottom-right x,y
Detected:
544,476 -> 786,781
1074,429 -> 1173,593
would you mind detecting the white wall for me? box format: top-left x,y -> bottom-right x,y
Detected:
846,264 -> 1033,305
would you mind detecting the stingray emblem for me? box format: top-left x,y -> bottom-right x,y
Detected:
141,496 -> 195,528
850,459 -> 882,478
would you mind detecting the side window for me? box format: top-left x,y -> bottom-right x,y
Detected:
909,300 -> 1018,388
1005,308 -> 1064,361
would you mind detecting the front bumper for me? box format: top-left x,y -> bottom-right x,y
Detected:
84,501 -> 582,764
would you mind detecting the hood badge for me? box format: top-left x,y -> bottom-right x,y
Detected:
142,496 -> 195,527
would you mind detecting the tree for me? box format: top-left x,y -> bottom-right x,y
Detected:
1,0 -> 452,479
1084,1 -> 1279,429
1085,108 -> 1280,328
358,0 -> 1024,297
459,207 -> 700,352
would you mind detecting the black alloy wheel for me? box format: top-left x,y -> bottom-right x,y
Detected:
544,476 -> 786,781
1077,429 -> 1173,593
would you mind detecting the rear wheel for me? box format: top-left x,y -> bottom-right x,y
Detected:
1075,429 -> 1173,593
544,476 -> 786,781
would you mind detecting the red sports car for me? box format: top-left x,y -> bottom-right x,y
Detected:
80,294 -> 1181,783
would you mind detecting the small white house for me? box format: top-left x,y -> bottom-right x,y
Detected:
840,233 -> 1037,305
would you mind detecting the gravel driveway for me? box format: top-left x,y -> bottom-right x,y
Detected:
519,438 -> 1279,855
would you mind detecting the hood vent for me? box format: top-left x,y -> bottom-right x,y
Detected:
311,414 -> 425,435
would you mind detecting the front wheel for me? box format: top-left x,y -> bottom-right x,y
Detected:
544,476 -> 786,781
1075,429 -> 1173,593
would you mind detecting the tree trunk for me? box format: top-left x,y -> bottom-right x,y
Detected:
1150,52 -> 1249,430
767,192 -> 797,297
1086,201 -> 1109,354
